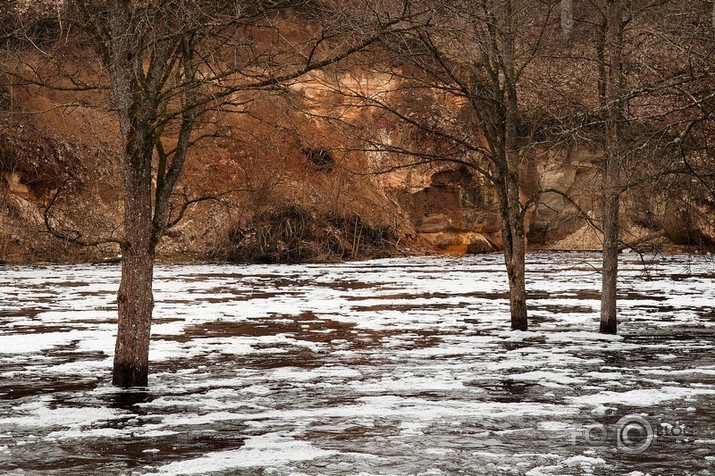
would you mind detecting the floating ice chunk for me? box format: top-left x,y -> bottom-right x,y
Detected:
571,386 -> 715,406
590,404 -> 617,416
0,332 -> 83,354
3,401 -> 126,430
145,433 -> 335,475
507,370 -> 584,386
563,455 -> 606,466
270,366 -> 362,381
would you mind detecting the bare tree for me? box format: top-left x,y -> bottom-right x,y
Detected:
7,0 -> 415,387
330,0 -> 715,336
321,0 -> 558,330
549,0 -> 715,332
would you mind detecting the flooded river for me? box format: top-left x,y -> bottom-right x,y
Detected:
1,252 -> 714,475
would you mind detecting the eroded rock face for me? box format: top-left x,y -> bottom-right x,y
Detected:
391,167 -> 500,254
388,145 -> 714,255
419,231 -> 496,255
525,146 -> 603,249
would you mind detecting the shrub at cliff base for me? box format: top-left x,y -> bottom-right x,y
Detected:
217,205 -> 398,264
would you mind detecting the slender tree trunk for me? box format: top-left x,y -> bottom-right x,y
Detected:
600,182 -> 619,334
599,0 -> 624,335
600,110 -> 620,334
596,17 -> 608,107
500,83 -> 527,331
500,173 -> 528,331
561,0 -> 574,37
498,0 -> 528,331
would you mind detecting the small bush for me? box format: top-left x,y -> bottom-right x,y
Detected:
216,205 -> 397,263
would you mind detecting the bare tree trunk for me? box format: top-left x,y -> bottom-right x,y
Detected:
561,0 -> 574,37
599,0 -> 624,335
113,125 -> 156,386
500,31 -> 528,331
600,182 -> 619,334
499,173 -> 528,331
596,16 -> 608,107
101,0 -> 157,387
501,13 -> 528,331
114,241 -> 155,387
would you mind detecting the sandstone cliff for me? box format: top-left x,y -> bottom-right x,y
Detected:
2,78 -> 712,264
1,25 -> 713,263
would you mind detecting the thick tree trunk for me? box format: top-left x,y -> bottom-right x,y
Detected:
113,126 -> 156,387
114,240 -> 155,387
105,0 -> 159,386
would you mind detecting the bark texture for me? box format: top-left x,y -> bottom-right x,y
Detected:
599,0 -> 624,335
114,244 -> 155,387
500,175 -> 528,331
561,0 -> 574,37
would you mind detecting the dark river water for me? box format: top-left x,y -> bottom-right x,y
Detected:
1,252 -> 714,475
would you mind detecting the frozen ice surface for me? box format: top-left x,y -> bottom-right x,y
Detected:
0,252 -> 714,475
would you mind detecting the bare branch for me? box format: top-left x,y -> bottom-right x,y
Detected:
44,177 -> 124,247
